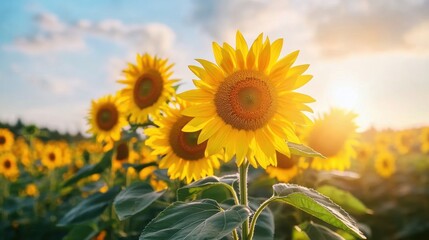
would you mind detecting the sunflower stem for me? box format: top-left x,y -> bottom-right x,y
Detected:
248,196 -> 274,239
239,160 -> 250,240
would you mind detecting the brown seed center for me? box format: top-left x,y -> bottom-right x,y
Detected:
3,159 -> 11,169
276,152 -> 296,169
116,142 -> 129,162
96,104 -> 119,131
133,71 -> 164,109
169,116 -> 207,160
214,70 -> 276,130
0,136 -> 5,145
48,152 -> 56,162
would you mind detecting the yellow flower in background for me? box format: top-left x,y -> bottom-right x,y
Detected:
93,230 -> 106,240
179,31 -> 314,168
118,53 -> 178,123
374,150 -> 396,178
375,132 -> 392,151
13,137 -> 32,168
145,102 -> 223,183
41,143 -> 63,170
420,127 -> 429,153
0,128 -> 14,152
25,183 -> 39,197
266,153 -> 299,183
138,146 -> 158,180
88,94 -> 127,143
355,142 -> 374,167
304,109 -> 358,171
0,152 -> 20,181
150,178 -> 168,192
394,130 -> 414,154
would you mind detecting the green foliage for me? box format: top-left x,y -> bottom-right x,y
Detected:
58,186 -> 120,226
63,150 -> 113,187
316,185 -> 371,215
62,224 -> 99,240
140,199 -> 250,240
298,221 -> 345,240
272,183 -> 366,239
288,142 -> 325,158
177,174 -> 238,201
113,182 -> 166,221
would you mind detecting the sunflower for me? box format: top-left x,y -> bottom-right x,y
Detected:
375,132 -> 392,151
374,150 -> 396,178
394,130 -> 414,155
138,146 -> 158,179
0,128 -> 14,152
118,53 -> 178,123
266,152 -> 299,182
145,101 -> 223,183
178,31 -> 313,168
303,109 -> 358,171
87,94 -> 127,143
112,141 -> 130,171
420,127 -> 429,154
0,152 -> 19,181
41,143 -> 63,170
25,183 -> 39,197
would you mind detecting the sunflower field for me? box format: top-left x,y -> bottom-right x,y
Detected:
1,31 -> 429,240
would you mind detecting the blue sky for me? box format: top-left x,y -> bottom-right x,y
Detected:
1,0 -> 429,133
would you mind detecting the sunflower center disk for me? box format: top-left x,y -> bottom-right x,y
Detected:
0,136 -> 5,145
169,116 -> 207,160
48,153 -> 56,162
276,152 -> 296,169
96,104 -> 119,131
215,70 -> 276,130
133,71 -> 164,109
116,143 -> 129,162
4,159 -> 11,169
382,159 -> 389,168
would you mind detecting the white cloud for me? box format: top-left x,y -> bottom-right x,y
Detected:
190,0 -> 429,57
7,12 -> 176,55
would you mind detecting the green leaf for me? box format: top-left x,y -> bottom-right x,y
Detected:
288,142 -> 325,158
298,221 -> 345,240
140,199 -> 250,240
177,174 -> 238,201
63,224 -> 98,240
114,182 -> 166,221
249,199 -> 274,240
272,184 -> 366,239
57,186 -> 120,226
316,185 -> 372,215
63,150 -> 113,187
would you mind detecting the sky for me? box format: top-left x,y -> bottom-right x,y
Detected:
1,0 -> 429,134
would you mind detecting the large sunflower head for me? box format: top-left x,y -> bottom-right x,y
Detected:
87,94 -> 127,143
0,152 -> 20,181
145,101 -> 223,183
178,31 -> 314,168
303,108 -> 358,171
374,150 -> 396,178
118,54 -> 178,123
41,143 -> 63,170
0,128 -> 14,152
266,152 -> 300,183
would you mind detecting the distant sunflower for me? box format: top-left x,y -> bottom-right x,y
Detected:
118,54 -> 177,123
266,152 -> 299,183
374,150 -> 396,178
303,109 -> 358,171
112,141 -> 130,171
88,94 -> 127,143
0,152 -> 19,181
394,130 -> 414,154
375,132 -> 392,151
355,142 -> 374,167
0,128 -> 14,152
138,146 -> 158,180
145,102 -> 223,183
41,143 -> 63,170
420,128 -> 429,153
25,183 -> 39,197
179,31 -> 313,168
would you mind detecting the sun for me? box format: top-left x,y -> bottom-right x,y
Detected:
329,81 -> 359,110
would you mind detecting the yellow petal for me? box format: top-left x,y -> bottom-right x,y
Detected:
198,118 -> 224,144
181,104 -> 216,117
178,89 -> 212,102
182,117 -> 214,132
